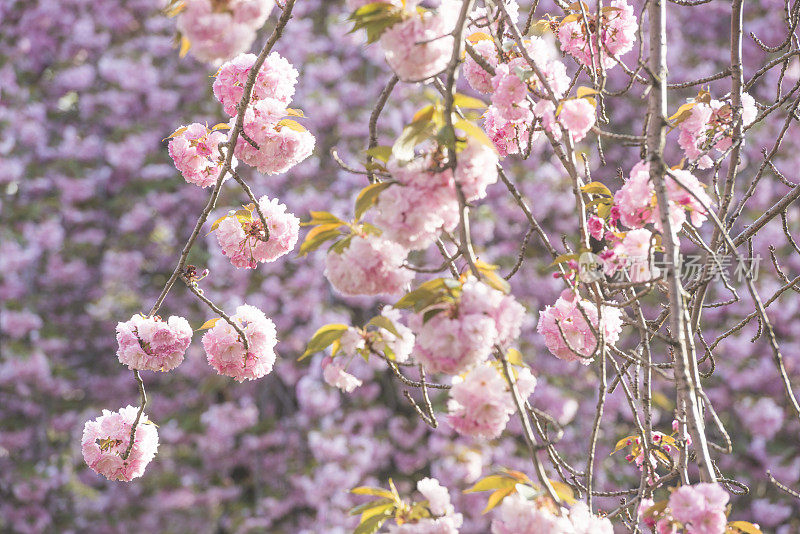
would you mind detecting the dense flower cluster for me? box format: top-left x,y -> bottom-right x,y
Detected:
491,494 -> 614,533
81,406 -> 159,482
559,98 -> 596,142
322,356 -> 362,392
677,93 -> 757,168
614,161 -> 713,232
214,195 -> 300,268
448,362 -> 536,439
639,483 -> 730,534
413,278 -> 525,375
201,304 -> 278,381
167,123 -> 232,187
603,228 -> 660,282
324,234 -> 414,296
536,289 -> 623,363
211,52 -> 314,174
557,0 -> 637,70
379,0 -> 459,82
176,0 -> 275,63
115,314 -> 192,372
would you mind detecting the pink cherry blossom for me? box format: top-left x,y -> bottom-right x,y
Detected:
491,494 -> 573,534
213,52 -> 298,116
463,39 -> 498,93
448,363 -> 536,439
379,0 -> 459,82
453,137 -> 499,201
232,100 -> 316,175
568,502 -> 614,533
168,123 -> 232,188
81,405 -> 159,481
372,306 -> 416,363
176,0 -> 275,64
537,289 -> 623,364
214,195 -> 300,269
483,105 -> 534,156
387,477 -> 463,533
322,357 -> 362,393
491,61 -> 533,123
116,314 -> 192,372
324,234 -> 413,296
201,304 -> 278,382
557,0 -> 637,70
604,228 -> 660,282
559,98 -> 596,142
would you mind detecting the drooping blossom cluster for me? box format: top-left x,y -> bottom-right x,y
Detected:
536,289 -> 623,364
201,304 -> 278,382
322,356 -> 362,393
115,314 -> 193,372
491,494 -> 614,534
614,160 -> 713,232
214,195 -> 300,269
378,0 -> 460,82
212,52 -> 314,174
386,478 -> 464,534
324,233 -> 414,296
371,307 -> 416,363
81,405 -> 159,482
375,140 -> 497,250
167,123 -> 233,188
676,92 -> 758,168
412,278 -> 525,375
639,483 -> 731,534
603,228 -> 661,283
556,0 -> 637,70
175,0 -> 275,63
448,362 -> 536,439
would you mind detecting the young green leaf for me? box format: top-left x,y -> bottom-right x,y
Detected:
298,324 -> 349,361
355,181 -> 394,221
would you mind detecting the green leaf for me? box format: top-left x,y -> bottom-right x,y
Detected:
196,318 -> 220,331
348,2 -> 406,44
365,145 -> 393,163
506,348 -> 524,366
393,117 -> 438,162
549,479 -> 577,505
580,181 -> 612,197
361,502 -> 396,523
353,512 -> 390,534
453,93 -> 487,110
298,224 -> 344,257
302,211 -> 345,227
576,86 -> 599,99
482,487 -> 516,514
611,435 -> 638,454
475,260 -> 511,294
394,278 -> 455,312
351,486 -> 397,500
727,521 -> 763,534
453,119 -> 496,152
355,181 -> 394,221
277,118 -> 307,132
548,253 -> 580,268
465,475 -> 518,493
298,324 -> 349,361
367,315 -> 401,337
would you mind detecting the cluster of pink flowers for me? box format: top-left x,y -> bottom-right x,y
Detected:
214,195 -> 300,269
412,278 -> 525,375
491,494 -> 614,533
321,356 -> 362,393
484,37 -> 571,153
375,141 -> 497,250
603,228 -> 660,283
176,0 -> 275,63
115,314 -> 193,372
536,289 -> 623,364
371,307 -> 416,363
677,93 -> 757,168
557,0 -> 637,70
614,161 -> 713,232
448,362 -> 536,439
81,405 -> 159,482
324,234 -> 414,296
558,98 -> 596,142
463,39 -> 498,94
639,483 -> 730,534
201,304 -> 278,382
167,123 -> 232,188
212,53 -> 314,175
212,52 -> 297,115
378,0 -> 459,82
387,478 -> 463,534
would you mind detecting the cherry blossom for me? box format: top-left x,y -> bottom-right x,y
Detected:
168,123 -> 231,188
115,313 -> 192,372
201,304 -> 278,382
557,0 -> 637,70
213,52 -> 298,116
324,234 -> 413,296
214,195 -> 300,269
81,405 -> 159,481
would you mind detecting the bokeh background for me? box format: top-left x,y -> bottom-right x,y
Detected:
1,0 -> 799,531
